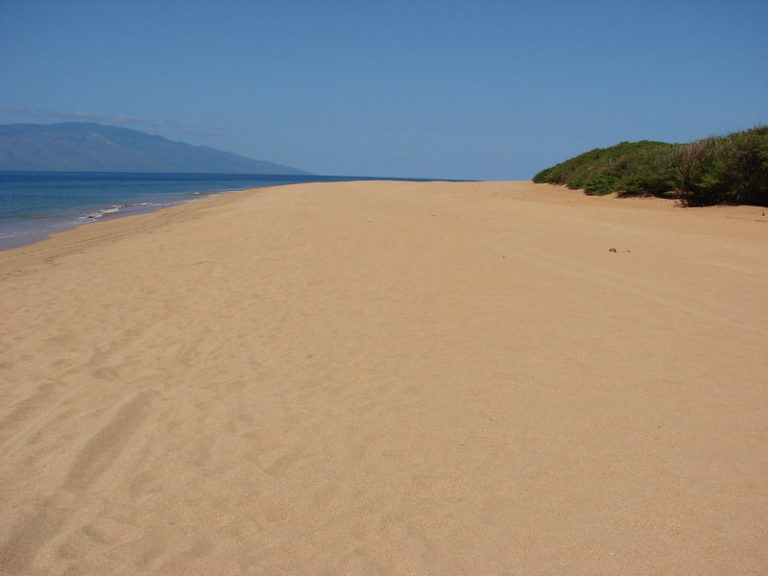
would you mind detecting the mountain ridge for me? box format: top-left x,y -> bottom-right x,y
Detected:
0,122 -> 311,175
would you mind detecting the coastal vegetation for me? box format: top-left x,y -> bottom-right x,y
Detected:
533,127 -> 768,206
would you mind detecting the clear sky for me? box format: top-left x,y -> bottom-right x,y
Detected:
0,0 -> 766,180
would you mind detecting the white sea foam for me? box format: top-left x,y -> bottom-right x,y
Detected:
2,172 -> 335,251
80,205 -> 125,221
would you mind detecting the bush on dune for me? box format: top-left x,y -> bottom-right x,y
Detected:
533,127 -> 768,206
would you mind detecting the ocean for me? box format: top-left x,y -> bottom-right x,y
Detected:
0,171 -> 401,250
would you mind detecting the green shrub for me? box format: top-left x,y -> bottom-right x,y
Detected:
585,171 -> 620,195
533,127 -> 767,206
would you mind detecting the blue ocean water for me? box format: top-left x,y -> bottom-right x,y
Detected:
0,171 -> 390,250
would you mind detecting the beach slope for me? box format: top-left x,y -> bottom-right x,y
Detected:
1,180 -> 766,575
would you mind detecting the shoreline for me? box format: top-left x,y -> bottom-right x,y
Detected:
0,189 -> 217,252
0,184 -> 262,268
3,178 -> 764,258
1,171 -> 435,253
2,180 -> 766,575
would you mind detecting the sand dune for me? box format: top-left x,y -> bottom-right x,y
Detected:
1,180 -> 766,575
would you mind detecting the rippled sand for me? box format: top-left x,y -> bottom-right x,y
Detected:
1,180 -> 766,575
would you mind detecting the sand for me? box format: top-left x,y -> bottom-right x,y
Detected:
1,180 -> 766,575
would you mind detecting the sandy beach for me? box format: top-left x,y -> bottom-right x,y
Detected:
1,180 -> 766,575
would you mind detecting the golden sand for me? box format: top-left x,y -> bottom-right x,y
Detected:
1,180 -> 766,575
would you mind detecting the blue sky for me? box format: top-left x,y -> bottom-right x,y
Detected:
0,0 -> 765,180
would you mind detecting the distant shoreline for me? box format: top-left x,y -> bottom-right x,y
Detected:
0,171 -> 460,251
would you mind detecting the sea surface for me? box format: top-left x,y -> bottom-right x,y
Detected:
0,171 -> 408,250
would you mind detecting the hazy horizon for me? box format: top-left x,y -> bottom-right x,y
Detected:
1,0 -> 765,180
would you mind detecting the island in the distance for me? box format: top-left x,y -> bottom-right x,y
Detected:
0,122 -> 311,175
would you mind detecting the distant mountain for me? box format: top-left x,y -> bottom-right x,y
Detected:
0,122 -> 311,174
